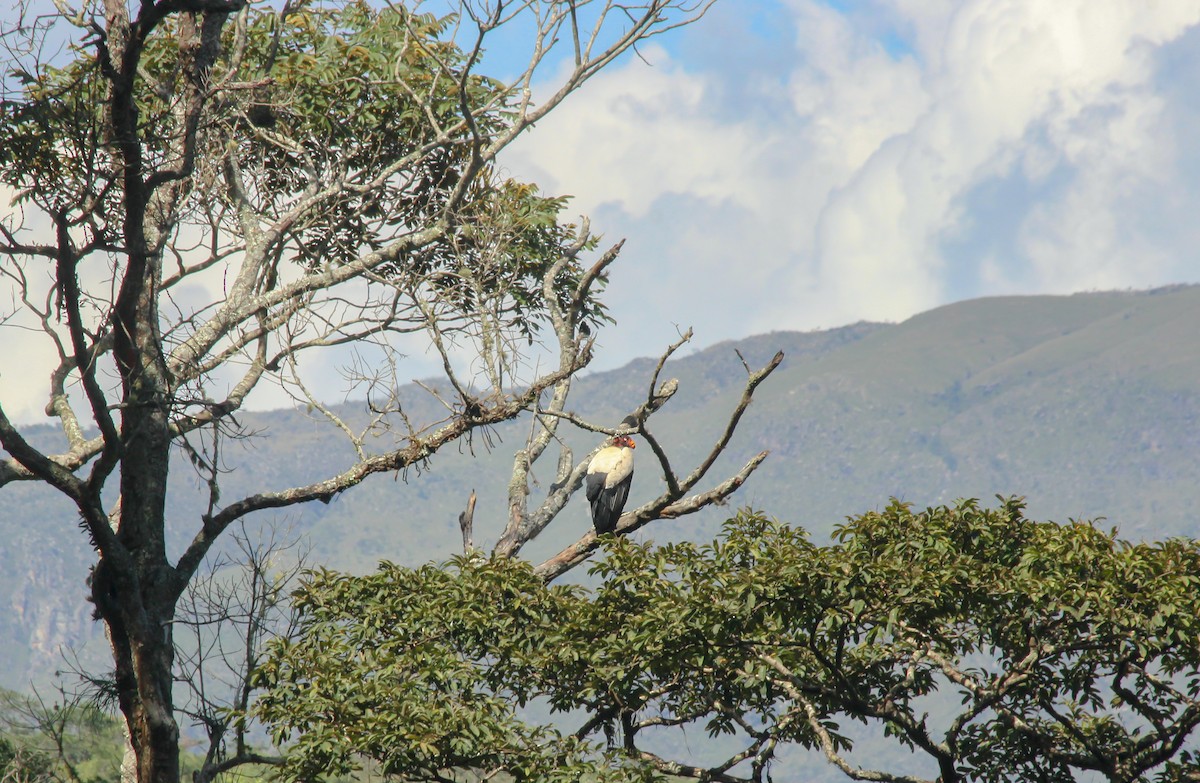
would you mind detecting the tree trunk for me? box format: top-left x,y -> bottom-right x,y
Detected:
121,721 -> 137,783
117,269 -> 181,783
105,173 -> 182,783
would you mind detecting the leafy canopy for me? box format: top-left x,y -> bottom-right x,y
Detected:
252,500 -> 1200,783
1,0 -> 608,342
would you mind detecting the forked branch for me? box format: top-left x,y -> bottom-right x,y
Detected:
530,350 -> 784,580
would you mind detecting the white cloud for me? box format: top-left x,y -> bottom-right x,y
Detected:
0,321 -> 64,426
0,189 -> 70,427
506,44 -> 761,219
787,1 -> 929,174
501,0 -> 1200,355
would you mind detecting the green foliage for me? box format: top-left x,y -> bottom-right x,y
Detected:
0,689 -> 124,783
0,685 -> 238,783
252,557 -> 651,782
0,45 -> 108,218
0,735 -> 56,783
253,501 -> 1200,782
1,0 -> 610,338
208,0 -> 612,337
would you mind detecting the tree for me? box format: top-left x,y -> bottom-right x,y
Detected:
0,687 -> 124,783
173,523 -> 306,783
0,736 -> 55,783
0,734 -> 56,783
0,2 -> 781,783
252,499 -> 1200,783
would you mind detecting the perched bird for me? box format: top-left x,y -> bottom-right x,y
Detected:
586,434 -> 636,535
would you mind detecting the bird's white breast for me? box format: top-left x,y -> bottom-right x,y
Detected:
589,446 -> 633,486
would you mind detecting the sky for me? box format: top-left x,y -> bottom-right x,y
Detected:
500,0 -> 1200,370
3,0 -> 1200,423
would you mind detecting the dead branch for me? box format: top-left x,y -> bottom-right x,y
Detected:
492,371 -> 682,560
529,350 -> 784,579
459,489 -> 477,554
533,449 -> 769,581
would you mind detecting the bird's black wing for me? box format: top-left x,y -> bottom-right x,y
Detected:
586,471 -> 606,504
590,472 -> 632,535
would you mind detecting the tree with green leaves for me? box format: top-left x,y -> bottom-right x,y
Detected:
0,1 -> 783,782
253,499 -> 1200,782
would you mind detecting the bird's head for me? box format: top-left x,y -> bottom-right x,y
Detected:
613,434 -> 636,449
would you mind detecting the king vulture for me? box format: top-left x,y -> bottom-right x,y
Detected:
586,434 -> 635,535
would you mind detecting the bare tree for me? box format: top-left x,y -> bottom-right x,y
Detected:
0,2 -> 780,783
173,522 -> 303,783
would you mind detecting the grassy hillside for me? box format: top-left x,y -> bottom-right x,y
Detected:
3,285 -> 1200,693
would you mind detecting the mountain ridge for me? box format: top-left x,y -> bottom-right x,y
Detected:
3,284 -> 1199,691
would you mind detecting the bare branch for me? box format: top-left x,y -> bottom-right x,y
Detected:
633,327 -> 693,496
759,654 -> 937,783
0,403 -> 88,504
176,352 -> 588,585
534,449 -> 768,580
529,349 -> 784,579
681,350 -> 783,489
633,749 -> 751,783
459,489 -> 477,553
175,521 -> 304,783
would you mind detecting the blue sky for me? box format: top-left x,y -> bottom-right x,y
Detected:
501,0 -> 1200,370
